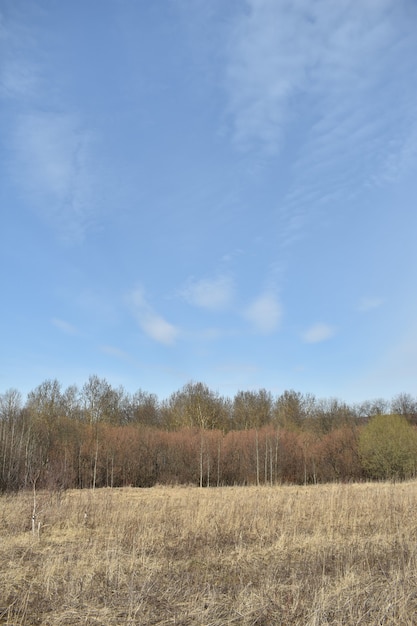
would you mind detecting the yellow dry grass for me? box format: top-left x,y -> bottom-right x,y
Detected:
1,482 -> 417,625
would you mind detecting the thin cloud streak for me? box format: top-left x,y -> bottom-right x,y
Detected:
182,275 -> 235,311
1,58 -> 40,99
100,345 -> 132,361
0,3 -> 42,101
357,297 -> 384,313
129,288 -> 180,346
302,323 -> 336,344
52,318 -> 79,336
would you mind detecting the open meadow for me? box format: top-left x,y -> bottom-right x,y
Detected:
2,482 -> 417,625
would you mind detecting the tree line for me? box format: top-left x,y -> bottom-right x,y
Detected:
1,376 -> 417,491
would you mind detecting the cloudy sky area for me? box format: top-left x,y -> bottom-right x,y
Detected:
1,0 -> 417,403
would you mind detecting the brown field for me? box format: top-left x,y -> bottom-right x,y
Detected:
1,482 -> 417,625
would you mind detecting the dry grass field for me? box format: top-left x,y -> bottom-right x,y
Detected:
1,482 -> 417,625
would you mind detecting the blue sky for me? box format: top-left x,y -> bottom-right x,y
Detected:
1,0 -> 417,404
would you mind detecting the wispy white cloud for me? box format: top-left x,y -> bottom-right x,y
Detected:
226,0 -> 314,154
226,0 -> 415,156
52,318 -> 79,335
357,297 -> 384,313
244,292 -> 282,334
11,112 -> 96,243
0,3 -> 42,101
1,6 -> 98,245
129,288 -> 180,346
1,58 -> 40,99
225,0 -> 417,242
182,275 -> 235,311
100,345 -> 131,361
372,121 -> 417,186
302,323 -> 336,344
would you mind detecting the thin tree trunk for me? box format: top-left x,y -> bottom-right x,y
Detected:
274,429 -> 279,483
264,435 -> 268,485
304,448 -> 307,486
207,443 -> 210,488
217,439 -> 221,487
92,437 -> 99,491
255,430 -> 260,487
199,430 -> 203,488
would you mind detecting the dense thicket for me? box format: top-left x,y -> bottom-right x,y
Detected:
1,377 -> 417,491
